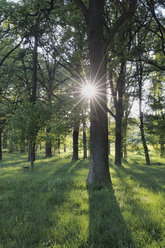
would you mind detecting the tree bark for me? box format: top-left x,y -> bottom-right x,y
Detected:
86,0 -> 111,184
72,125 -> 79,161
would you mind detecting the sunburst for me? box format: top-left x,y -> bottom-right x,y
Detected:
81,83 -> 97,98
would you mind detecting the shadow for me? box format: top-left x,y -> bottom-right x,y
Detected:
121,161 -> 165,193
0,160 -> 27,168
112,165 -> 165,247
0,156 -> 86,248
87,185 -> 135,248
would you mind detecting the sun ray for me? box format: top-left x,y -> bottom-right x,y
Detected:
92,96 -> 108,115
90,97 -> 98,115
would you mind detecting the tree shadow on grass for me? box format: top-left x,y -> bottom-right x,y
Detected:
87,185 -> 135,248
0,158 -> 87,248
121,161 -> 165,193
112,165 -> 165,247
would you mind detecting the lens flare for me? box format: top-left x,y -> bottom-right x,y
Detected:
81,84 -> 97,98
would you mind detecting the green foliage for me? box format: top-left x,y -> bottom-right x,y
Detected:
10,100 -> 51,142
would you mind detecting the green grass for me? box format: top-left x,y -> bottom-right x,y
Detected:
0,151 -> 165,248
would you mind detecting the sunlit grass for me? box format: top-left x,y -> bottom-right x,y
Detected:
0,151 -> 165,247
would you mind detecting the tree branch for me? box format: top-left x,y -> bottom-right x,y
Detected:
0,38 -> 24,67
106,0 -> 137,48
74,0 -> 88,21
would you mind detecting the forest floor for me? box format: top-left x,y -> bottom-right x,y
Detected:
0,151 -> 165,248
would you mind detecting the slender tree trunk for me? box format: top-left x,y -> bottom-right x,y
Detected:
30,34 -> 38,168
86,0 -> 111,184
20,138 -> 25,153
57,139 -> 60,154
139,113 -> 150,165
83,119 -> 87,159
0,129 -> 2,160
72,125 -> 79,161
115,63 -> 125,166
138,62 -> 150,165
3,133 -> 7,149
9,139 -> 14,153
160,143 -> 165,157
46,127 -> 52,157
123,114 -> 128,160
29,140 -> 35,168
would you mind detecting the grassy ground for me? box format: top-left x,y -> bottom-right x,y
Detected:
0,151 -> 165,248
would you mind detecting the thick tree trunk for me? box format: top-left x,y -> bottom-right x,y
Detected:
138,62 -> 150,165
46,127 -> 52,157
83,119 -> 87,159
86,0 -> 111,185
0,129 -> 2,160
72,126 -> 79,161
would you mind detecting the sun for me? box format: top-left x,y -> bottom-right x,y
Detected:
81,84 -> 97,98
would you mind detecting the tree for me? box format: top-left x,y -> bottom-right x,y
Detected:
74,0 -> 111,184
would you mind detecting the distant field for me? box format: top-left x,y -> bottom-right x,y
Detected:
0,152 -> 165,248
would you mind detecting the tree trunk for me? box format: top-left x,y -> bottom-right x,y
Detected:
123,113 -> 128,160
3,133 -> 7,149
138,62 -> 150,165
160,143 -> 165,157
46,127 -> 52,157
57,139 -> 60,154
139,114 -> 150,165
83,119 -> 87,159
72,125 -> 79,161
9,139 -> 14,153
86,0 -> 111,184
29,140 -> 35,168
115,63 -> 125,166
30,34 -> 38,168
20,138 -> 25,153
0,129 -> 2,160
